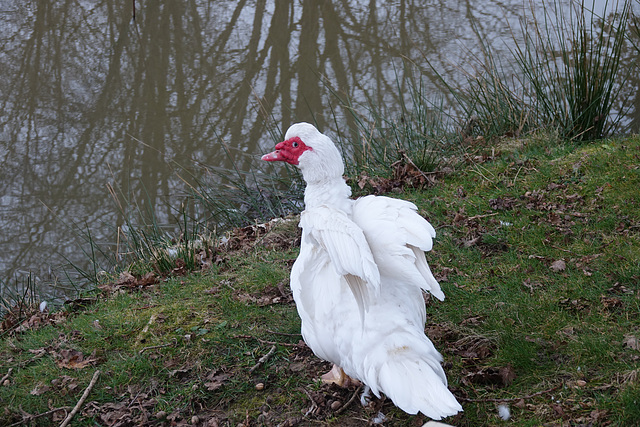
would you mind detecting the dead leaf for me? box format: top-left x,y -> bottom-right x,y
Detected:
550,259 -> 566,272
30,381 -> 50,395
453,334 -> 494,359
463,236 -> 480,248
117,271 -> 135,285
600,295 -> 623,311
551,403 -> 565,417
1,303 -> 70,334
489,196 -> 517,210
169,367 -> 191,378
204,372 -> 229,391
55,349 -> 98,370
623,334 -> 640,351
522,279 -> 544,292
99,271 -> 158,293
434,266 -> 457,282
463,365 -> 516,387
233,284 -> 294,307
51,375 -> 79,393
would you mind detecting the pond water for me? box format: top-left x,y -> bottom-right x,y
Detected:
0,0 -> 638,302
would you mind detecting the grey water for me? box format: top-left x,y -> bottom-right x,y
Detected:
0,1 -> 638,302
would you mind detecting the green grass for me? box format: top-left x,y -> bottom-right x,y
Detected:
1,133 -> 639,425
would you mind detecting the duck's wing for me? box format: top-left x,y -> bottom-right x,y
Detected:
299,205 -> 381,318
352,195 -> 444,301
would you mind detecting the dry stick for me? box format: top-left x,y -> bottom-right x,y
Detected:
334,385 -> 363,415
550,244 -> 580,255
299,387 -> 319,417
250,345 -> 276,373
234,334 -> 303,348
139,338 -> 177,355
59,370 -> 100,427
9,407 -> 73,427
467,212 -> 500,221
0,367 -> 12,384
17,351 -> 47,369
266,329 -> 301,337
458,384 -> 561,403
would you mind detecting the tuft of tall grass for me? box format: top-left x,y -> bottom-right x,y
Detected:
185,141 -> 305,231
328,69 -> 462,178
422,18 -> 535,141
0,273 -> 39,330
456,29 -> 534,139
104,187 -> 218,276
513,0 -> 632,140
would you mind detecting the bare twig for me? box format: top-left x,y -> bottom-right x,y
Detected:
458,384 -> 561,403
467,212 -> 500,221
16,350 -> 47,368
59,370 -> 100,427
0,367 -> 13,384
8,406 -> 72,427
234,334 -> 304,348
550,244 -> 579,255
133,304 -> 159,311
139,338 -> 177,354
334,385 -> 363,415
267,329 -> 301,337
250,345 -> 276,373
299,387 -> 319,417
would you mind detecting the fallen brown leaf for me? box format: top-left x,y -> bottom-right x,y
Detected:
623,334 -> 640,351
550,259 -> 566,272
204,371 -> 229,391
30,381 -> 50,395
55,349 -> 98,370
489,196 -> 517,210
462,365 -> 516,387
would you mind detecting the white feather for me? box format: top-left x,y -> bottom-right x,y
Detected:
498,404 -> 511,420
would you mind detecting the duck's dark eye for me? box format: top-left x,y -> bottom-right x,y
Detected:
292,141 -> 299,148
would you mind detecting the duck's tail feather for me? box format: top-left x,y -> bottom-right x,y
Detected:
366,342 -> 462,420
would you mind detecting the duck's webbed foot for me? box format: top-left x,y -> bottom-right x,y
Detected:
321,364 -> 361,387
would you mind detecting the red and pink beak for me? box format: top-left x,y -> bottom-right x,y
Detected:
261,137 -> 311,166
261,150 -> 287,162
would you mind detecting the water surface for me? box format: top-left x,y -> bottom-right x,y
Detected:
0,0 -> 637,301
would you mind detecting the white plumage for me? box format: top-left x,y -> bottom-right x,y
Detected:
261,123 -> 462,420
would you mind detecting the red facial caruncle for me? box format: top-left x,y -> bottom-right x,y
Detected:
261,136 -> 312,165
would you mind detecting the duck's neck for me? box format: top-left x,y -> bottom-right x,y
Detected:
303,176 -> 352,212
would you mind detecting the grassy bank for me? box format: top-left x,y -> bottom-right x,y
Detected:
1,132 -> 639,426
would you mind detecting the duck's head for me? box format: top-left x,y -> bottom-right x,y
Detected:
261,123 -> 344,183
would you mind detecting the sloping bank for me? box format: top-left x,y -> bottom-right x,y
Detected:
1,134 -> 639,426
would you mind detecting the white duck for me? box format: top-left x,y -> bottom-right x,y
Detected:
261,123 -> 462,420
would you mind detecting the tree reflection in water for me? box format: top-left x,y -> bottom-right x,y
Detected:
0,0 -> 637,299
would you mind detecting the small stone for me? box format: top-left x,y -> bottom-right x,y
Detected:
330,400 -> 342,411
255,382 -> 265,390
